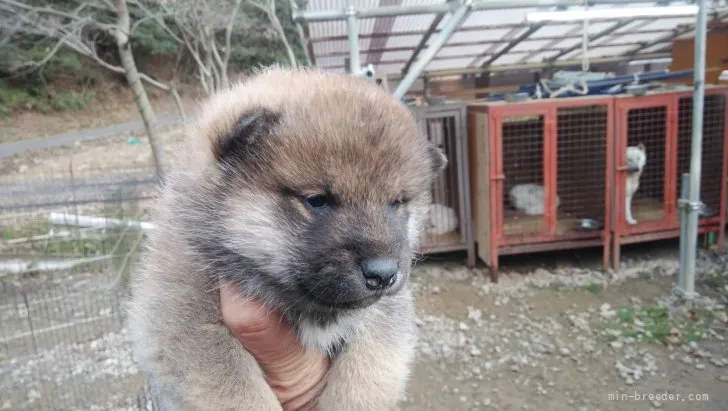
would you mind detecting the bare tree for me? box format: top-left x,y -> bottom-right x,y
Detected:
144,0 -> 244,94
116,0 -> 165,175
139,0 -> 300,95
0,0 -> 185,175
248,0 -> 298,68
289,0 -> 312,67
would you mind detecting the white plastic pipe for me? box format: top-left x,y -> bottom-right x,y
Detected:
48,212 -> 155,231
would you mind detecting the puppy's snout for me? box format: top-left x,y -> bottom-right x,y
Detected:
361,258 -> 398,290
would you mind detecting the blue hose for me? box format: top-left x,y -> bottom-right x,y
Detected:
507,70 -> 695,100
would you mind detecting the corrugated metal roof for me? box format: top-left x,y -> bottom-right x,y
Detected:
299,0 -> 728,77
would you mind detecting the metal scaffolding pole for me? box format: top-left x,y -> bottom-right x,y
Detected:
678,0 -> 707,303
392,0 -> 473,100
346,5 -> 360,75
677,173 -> 689,294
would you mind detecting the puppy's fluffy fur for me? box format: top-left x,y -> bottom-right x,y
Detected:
126,67 -> 446,410
625,143 -> 647,225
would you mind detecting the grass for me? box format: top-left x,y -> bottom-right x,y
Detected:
585,282 -> 603,294
600,303 -> 720,346
638,270 -> 655,281
0,80 -> 97,117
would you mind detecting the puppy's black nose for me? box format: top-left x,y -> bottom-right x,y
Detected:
361,258 -> 398,290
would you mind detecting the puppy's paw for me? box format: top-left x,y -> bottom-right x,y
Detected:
627,217 -> 637,225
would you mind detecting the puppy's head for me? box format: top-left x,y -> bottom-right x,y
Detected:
626,143 -> 647,173
186,68 -> 445,315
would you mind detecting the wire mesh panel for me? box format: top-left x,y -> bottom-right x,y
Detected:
556,105 -> 608,235
0,166 -> 157,410
677,93 -> 727,221
411,104 -> 474,264
624,105 -> 669,226
501,114 -> 546,237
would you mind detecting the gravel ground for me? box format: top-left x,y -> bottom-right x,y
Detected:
402,243 -> 728,411
0,241 -> 727,410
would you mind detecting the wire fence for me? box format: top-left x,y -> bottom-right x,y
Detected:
0,165 -> 159,410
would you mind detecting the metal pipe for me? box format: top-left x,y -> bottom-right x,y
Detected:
346,6 -> 360,75
294,0 -> 658,22
677,172 -> 690,296
681,0 -> 708,302
393,0 -> 473,100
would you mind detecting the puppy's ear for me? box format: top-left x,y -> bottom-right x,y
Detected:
427,142 -> 448,176
214,107 -> 281,163
637,142 -> 646,153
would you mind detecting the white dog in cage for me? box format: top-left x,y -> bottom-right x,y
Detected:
625,143 -> 647,225
509,183 -> 560,216
427,203 -> 459,235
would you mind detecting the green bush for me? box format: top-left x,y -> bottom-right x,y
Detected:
0,80 -> 53,115
53,90 -> 97,111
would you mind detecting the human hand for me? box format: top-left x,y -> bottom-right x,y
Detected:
220,283 -> 330,411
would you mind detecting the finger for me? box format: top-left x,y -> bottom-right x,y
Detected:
279,368 -> 328,411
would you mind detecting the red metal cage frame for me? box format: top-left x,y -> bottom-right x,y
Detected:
611,87 -> 728,268
470,95 -> 614,282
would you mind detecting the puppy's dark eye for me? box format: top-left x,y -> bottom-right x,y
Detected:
304,194 -> 331,209
389,198 -> 408,209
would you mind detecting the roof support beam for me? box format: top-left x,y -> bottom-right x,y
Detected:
392,0 -> 473,100
316,41 -> 655,59
625,27 -> 694,56
322,42 -> 664,69
518,25 -> 581,63
366,0 -> 403,66
479,23 -> 545,68
401,12 -> 445,75
544,18 -> 637,63
466,26 -> 522,68
294,0 -> 659,22
383,52 -> 671,80
308,23 -> 681,43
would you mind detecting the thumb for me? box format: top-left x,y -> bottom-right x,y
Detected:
220,282 -> 301,364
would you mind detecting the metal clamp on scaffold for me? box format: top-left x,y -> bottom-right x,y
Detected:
677,198 -> 706,213
673,285 -> 700,301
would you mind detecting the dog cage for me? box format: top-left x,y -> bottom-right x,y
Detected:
468,96 -> 613,281
611,86 -> 728,268
409,103 -> 475,267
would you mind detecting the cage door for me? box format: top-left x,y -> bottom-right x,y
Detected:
676,93 -> 727,225
555,104 -> 609,238
498,111 -> 552,240
615,100 -> 675,233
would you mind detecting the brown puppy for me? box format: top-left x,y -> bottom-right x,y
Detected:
126,67 -> 446,410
